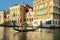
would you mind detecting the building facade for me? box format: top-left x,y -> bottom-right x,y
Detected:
20,4 -> 33,27
20,4 -> 28,27
9,4 -> 20,26
0,10 -> 4,24
4,10 -> 9,26
9,4 -> 33,26
26,8 -> 34,26
33,0 -> 60,27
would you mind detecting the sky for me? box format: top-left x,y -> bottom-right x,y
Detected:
0,0 -> 33,10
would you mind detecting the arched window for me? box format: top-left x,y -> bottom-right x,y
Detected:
13,13 -> 16,17
46,20 -> 51,24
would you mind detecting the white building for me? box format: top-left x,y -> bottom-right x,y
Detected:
0,11 -> 4,24
26,8 -> 34,26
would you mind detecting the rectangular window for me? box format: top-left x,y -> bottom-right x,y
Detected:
46,21 -> 51,24
13,13 -> 16,17
37,9 -> 47,14
39,4 -> 44,9
58,21 -> 60,25
53,20 -> 57,25
56,21 -> 57,24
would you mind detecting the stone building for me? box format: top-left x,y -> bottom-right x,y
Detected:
33,0 -> 60,27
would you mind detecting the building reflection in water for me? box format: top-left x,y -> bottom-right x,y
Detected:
0,27 -> 60,40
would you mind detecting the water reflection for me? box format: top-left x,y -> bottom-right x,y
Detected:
0,27 -> 60,40
13,32 -> 27,40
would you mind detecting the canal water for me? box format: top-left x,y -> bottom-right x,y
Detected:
0,27 -> 60,40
